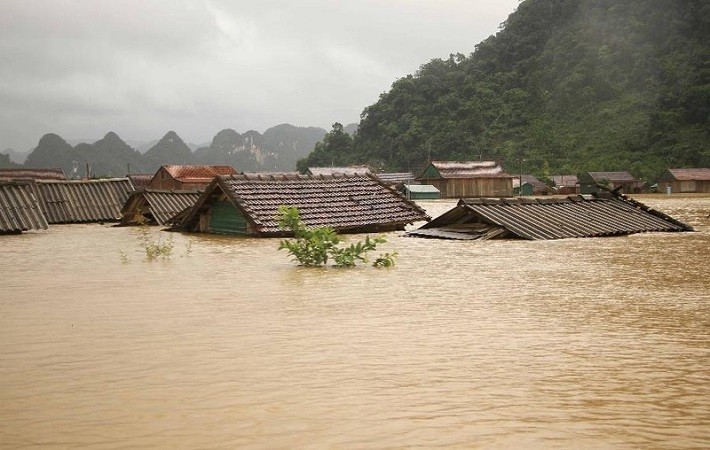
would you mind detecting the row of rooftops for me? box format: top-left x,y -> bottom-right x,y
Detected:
4,164 -> 709,187
0,164 -> 703,237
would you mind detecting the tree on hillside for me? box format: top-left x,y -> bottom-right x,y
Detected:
296,123 -> 354,173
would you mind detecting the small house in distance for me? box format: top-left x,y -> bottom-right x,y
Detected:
127,174 -> 153,189
402,184 -> 441,200
148,165 -> 237,190
417,161 -> 514,198
657,168 -> 710,193
408,193 -> 693,241
550,175 -> 579,195
173,173 -> 429,237
0,181 -> 49,234
119,189 -> 201,226
578,171 -> 642,194
513,175 -> 550,196
374,172 -> 416,188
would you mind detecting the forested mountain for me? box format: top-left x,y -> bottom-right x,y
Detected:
12,125 -> 328,176
300,0 -> 709,181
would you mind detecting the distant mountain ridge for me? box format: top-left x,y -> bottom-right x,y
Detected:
3,124 -> 330,176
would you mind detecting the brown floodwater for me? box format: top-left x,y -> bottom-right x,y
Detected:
1,195 -> 708,448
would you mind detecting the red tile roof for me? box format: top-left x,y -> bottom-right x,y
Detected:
162,165 -> 237,182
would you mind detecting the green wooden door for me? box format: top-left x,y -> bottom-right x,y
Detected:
208,200 -> 247,235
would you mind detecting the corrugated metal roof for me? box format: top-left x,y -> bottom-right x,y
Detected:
408,194 -> 693,240
375,172 -> 416,184
120,189 -> 201,226
425,161 -> 512,179
161,165 -> 237,182
177,173 -> 430,236
0,168 -> 66,181
0,182 -> 49,233
663,168 -> 710,181
34,178 -> 135,224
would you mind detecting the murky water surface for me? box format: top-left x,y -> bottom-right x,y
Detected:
1,195 -> 708,448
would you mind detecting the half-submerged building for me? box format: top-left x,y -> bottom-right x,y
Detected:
416,161 -> 514,198
119,189 -> 201,226
0,181 -> 49,234
408,193 -> 693,240
173,173 -> 429,236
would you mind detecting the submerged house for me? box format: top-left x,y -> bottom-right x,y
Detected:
174,173 -> 429,236
32,178 -> 135,224
550,175 -> 579,195
374,172 -> 416,187
0,181 -> 49,234
417,161 -> 514,198
513,175 -> 550,196
578,171 -> 642,194
119,189 -> 201,226
408,193 -> 693,240
402,184 -> 441,200
148,165 -> 237,191
657,168 -> 710,193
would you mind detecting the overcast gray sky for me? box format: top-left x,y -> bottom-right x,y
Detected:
0,0 -> 520,151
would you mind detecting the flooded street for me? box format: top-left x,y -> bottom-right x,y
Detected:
1,195 -> 708,448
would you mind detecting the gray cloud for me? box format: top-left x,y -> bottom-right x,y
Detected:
0,0 -> 519,151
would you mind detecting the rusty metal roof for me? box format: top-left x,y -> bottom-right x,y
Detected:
409,194 -> 693,240
0,168 -> 66,181
178,173 -> 430,236
33,178 -> 135,224
160,165 -> 237,182
127,174 -> 153,188
662,168 -> 710,181
0,182 -> 49,233
120,189 -> 201,226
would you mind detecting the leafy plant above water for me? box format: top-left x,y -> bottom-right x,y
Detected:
277,205 -> 397,268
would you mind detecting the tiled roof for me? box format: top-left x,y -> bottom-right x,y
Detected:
0,182 -> 48,232
162,165 -> 237,182
179,173 -> 429,235
0,168 -> 66,181
587,171 -> 637,182
426,161 -> 512,179
409,194 -> 693,240
308,166 -> 371,176
33,178 -> 135,223
120,189 -> 201,226
664,168 -> 710,181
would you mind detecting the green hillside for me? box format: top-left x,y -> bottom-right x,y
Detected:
300,0 -> 709,181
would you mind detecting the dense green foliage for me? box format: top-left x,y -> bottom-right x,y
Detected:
277,206 -> 395,268
299,0 -> 709,182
